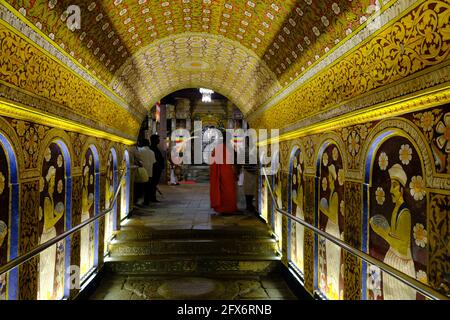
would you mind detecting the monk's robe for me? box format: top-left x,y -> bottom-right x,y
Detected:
210,143 -> 238,213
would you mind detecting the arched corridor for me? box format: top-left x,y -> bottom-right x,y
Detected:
0,0 -> 449,303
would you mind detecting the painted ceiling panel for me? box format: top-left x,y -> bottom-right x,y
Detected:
6,0 -> 392,116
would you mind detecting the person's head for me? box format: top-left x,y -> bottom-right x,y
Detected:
388,164 -> 407,204
150,134 -> 160,146
142,139 -> 150,147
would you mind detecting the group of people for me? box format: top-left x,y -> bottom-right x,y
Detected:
133,134 -> 165,206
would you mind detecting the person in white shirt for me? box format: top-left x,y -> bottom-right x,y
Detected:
134,139 -> 156,206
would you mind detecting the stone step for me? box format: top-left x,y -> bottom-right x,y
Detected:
114,227 -> 272,241
108,238 -> 278,256
105,254 -> 281,276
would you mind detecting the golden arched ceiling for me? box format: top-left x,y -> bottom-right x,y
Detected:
8,0 -> 391,116
110,32 -> 281,113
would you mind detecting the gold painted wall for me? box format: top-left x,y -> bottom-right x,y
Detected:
0,115 -> 132,299
250,0 -> 450,130
0,21 -> 140,139
261,103 -> 449,300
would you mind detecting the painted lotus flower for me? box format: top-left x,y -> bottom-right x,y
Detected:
410,176 -> 426,201
323,153 -> 329,166
378,152 -> 388,171
436,112 -> 450,153
293,156 -> 297,168
332,3 -> 340,14
90,174 -> 94,185
367,265 -> 382,290
338,169 -> 344,186
399,144 -> 412,165
322,177 -> 328,191
57,180 -> 63,194
0,172 -> 5,195
413,223 -> 427,248
348,131 -> 360,156
57,154 -> 63,168
416,270 -> 427,284
332,147 -> 339,161
375,187 -> 385,205
44,147 -> 52,162
293,173 -> 297,185
420,111 -> 434,132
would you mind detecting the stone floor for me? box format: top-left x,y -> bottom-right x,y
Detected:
89,182 -> 297,300
90,274 -> 297,300
122,182 -> 268,232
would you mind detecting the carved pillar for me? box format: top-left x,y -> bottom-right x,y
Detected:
303,175 -> 315,295
343,181 -> 362,300
429,193 -> 449,294
18,180 -> 40,300
98,172 -> 106,266
69,175 -> 82,299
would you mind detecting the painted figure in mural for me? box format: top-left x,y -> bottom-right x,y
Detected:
273,167 -> 283,244
39,166 -> 65,300
292,169 -> 304,271
80,165 -> 94,276
0,220 -> 7,300
319,164 -> 341,300
104,155 -> 114,249
370,163 -> 416,299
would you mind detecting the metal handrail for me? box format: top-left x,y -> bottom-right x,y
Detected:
0,165 -> 133,277
261,167 -> 448,301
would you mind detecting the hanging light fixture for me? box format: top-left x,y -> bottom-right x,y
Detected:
200,88 -> 213,103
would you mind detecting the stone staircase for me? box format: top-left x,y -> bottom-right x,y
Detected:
104,225 -> 281,276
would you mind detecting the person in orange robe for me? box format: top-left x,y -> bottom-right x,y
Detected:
209,140 -> 238,214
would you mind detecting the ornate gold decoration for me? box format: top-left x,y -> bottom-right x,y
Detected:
0,23 -> 140,139
343,182 -> 362,300
251,0 -> 450,130
428,193 -> 449,293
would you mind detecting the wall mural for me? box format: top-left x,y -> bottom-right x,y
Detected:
104,150 -> 117,256
80,147 -> 96,279
367,134 -> 428,300
0,140 -> 10,300
120,150 -> 130,221
289,147 -> 306,275
317,143 -> 345,300
38,142 -> 66,300
272,152 -> 283,250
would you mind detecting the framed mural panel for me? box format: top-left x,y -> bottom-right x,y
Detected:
288,146 -> 306,276
316,142 -> 345,300
364,131 -> 428,300
80,146 -> 100,280
38,140 -> 71,300
120,150 -> 130,221
0,133 -> 19,300
272,150 -> 283,250
104,149 -> 117,255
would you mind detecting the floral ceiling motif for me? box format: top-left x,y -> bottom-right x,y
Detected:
111,33 -> 281,113
7,0 -> 393,115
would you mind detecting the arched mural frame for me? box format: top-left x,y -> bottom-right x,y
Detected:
0,130 -> 19,300
314,138 -> 347,300
120,149 -> 131,222
37,136 -> 72,299
362,127 -> 427,300
270,148 -> 283,246
80,143 -> 101,272
287,144 -> 306,279
104,147 -> 118,256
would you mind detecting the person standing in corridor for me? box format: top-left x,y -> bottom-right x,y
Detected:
149,134 -> 165,202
